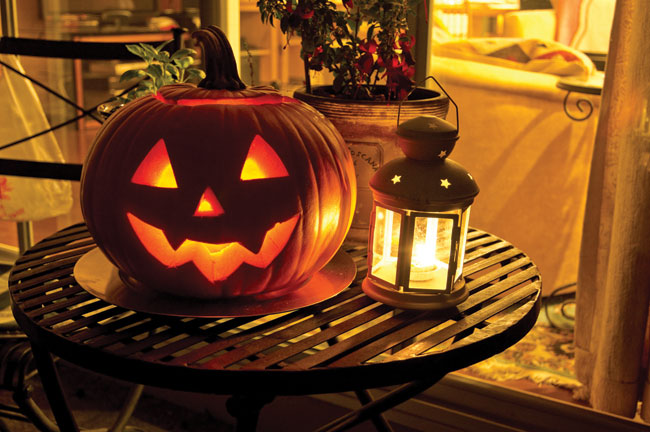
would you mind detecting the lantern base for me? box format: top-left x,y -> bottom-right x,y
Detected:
362,277 -> 468,310
74,247 -> 356,317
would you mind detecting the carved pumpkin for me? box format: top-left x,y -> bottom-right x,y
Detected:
81,26 -> 356,299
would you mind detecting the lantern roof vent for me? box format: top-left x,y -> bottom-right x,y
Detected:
396,115 -> 458,161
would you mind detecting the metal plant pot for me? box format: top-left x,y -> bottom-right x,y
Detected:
294,85 -> 449,242
97,98 -> 126,120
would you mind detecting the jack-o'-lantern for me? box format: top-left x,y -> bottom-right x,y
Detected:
81,26 -> 356,299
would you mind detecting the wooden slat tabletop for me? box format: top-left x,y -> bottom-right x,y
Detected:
9,224 -> 540,396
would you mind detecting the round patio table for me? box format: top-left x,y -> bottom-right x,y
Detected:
9,223 -> 541,432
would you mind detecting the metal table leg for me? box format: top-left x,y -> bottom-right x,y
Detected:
226,393 -> 275,432
320,323 -> 394,432
29,343 -> 80,432
314,373 -> 446,432
354,390 -> 393,432
27,342 -> 145,432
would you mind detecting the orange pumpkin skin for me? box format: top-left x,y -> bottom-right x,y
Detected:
81,83 -> 356,299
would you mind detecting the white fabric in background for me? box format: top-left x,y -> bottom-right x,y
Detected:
0,54 -> 73,221
571,0 -> 616,53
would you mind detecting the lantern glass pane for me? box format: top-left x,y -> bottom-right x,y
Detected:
455,207 -> 471,281
409,216 -> 454,291
371,206 -> 402,286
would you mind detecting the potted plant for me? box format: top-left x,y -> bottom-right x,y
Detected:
119,40 -> 206,102
257,0 -> 449,241
98,41 -> 206,118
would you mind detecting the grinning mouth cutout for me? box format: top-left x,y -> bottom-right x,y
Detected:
127,212 -> 300,283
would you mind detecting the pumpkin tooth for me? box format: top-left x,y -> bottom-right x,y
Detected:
203,242 -> 231,254
164,230 -> 189,250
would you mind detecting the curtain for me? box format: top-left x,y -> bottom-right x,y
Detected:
0,54 -> 73,221
553,0 -> 583,46
575,0 -> 650,418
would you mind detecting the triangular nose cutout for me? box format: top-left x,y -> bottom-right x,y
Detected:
194,187 -> 224,217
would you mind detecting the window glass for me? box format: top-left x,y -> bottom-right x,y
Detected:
371,206 -> 402,286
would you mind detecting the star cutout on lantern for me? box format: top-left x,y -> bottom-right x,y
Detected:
440,178 -> 451,189
438,150 -> 447,158
391,175 -> 402,184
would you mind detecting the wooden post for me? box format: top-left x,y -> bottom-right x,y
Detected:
586,0 -> 650,417
408,0 -> 430,85
573,3 -> 622,390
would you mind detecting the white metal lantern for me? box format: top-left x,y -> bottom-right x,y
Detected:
362,115 -> 479,310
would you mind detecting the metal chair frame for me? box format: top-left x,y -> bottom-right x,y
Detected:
0,30 -> 184,432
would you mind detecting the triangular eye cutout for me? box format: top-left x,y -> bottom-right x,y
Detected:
131,139 -> 178,188
240,135 -> 289,181
194,187 -> 224,217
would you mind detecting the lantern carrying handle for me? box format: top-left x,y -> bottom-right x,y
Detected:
398,75 -> 459,134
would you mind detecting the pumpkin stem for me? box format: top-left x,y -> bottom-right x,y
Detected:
193,25 -> 246,90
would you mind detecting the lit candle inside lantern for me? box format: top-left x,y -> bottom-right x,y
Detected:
410,216 -> 442,281
409,216 -> 453,291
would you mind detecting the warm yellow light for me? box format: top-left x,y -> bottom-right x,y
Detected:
411,217 -> 438,273
193,187 -> 224,217
197,199 -> 214,213
126,212 -> 299,282
131,139 -> 178,188
370,207 -> 401,286
411,217 -> 448,283
241,159 -> 265,180
240,135 -> 289,180
156,164 -> 178,188
409,216 -> 452,290
382,209 -> 395,260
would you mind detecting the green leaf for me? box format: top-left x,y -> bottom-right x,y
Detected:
164,63 -> 180,79
126,89 -> 138,101
173,57 -> 193,69
133,89 -> 150,99
140,80 -> 155,90
170,48 -> 195,61
145,63 -> 163,82
155,39 -> 173,52
155,50 -> 170,63
120,38 -> 208,95
126,44 -> 146,59
119,69 -> 145,82
139,43 -> 157,55
138,43 -> 157,62
161,76 -> 176,87
185,68 -> 206,82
